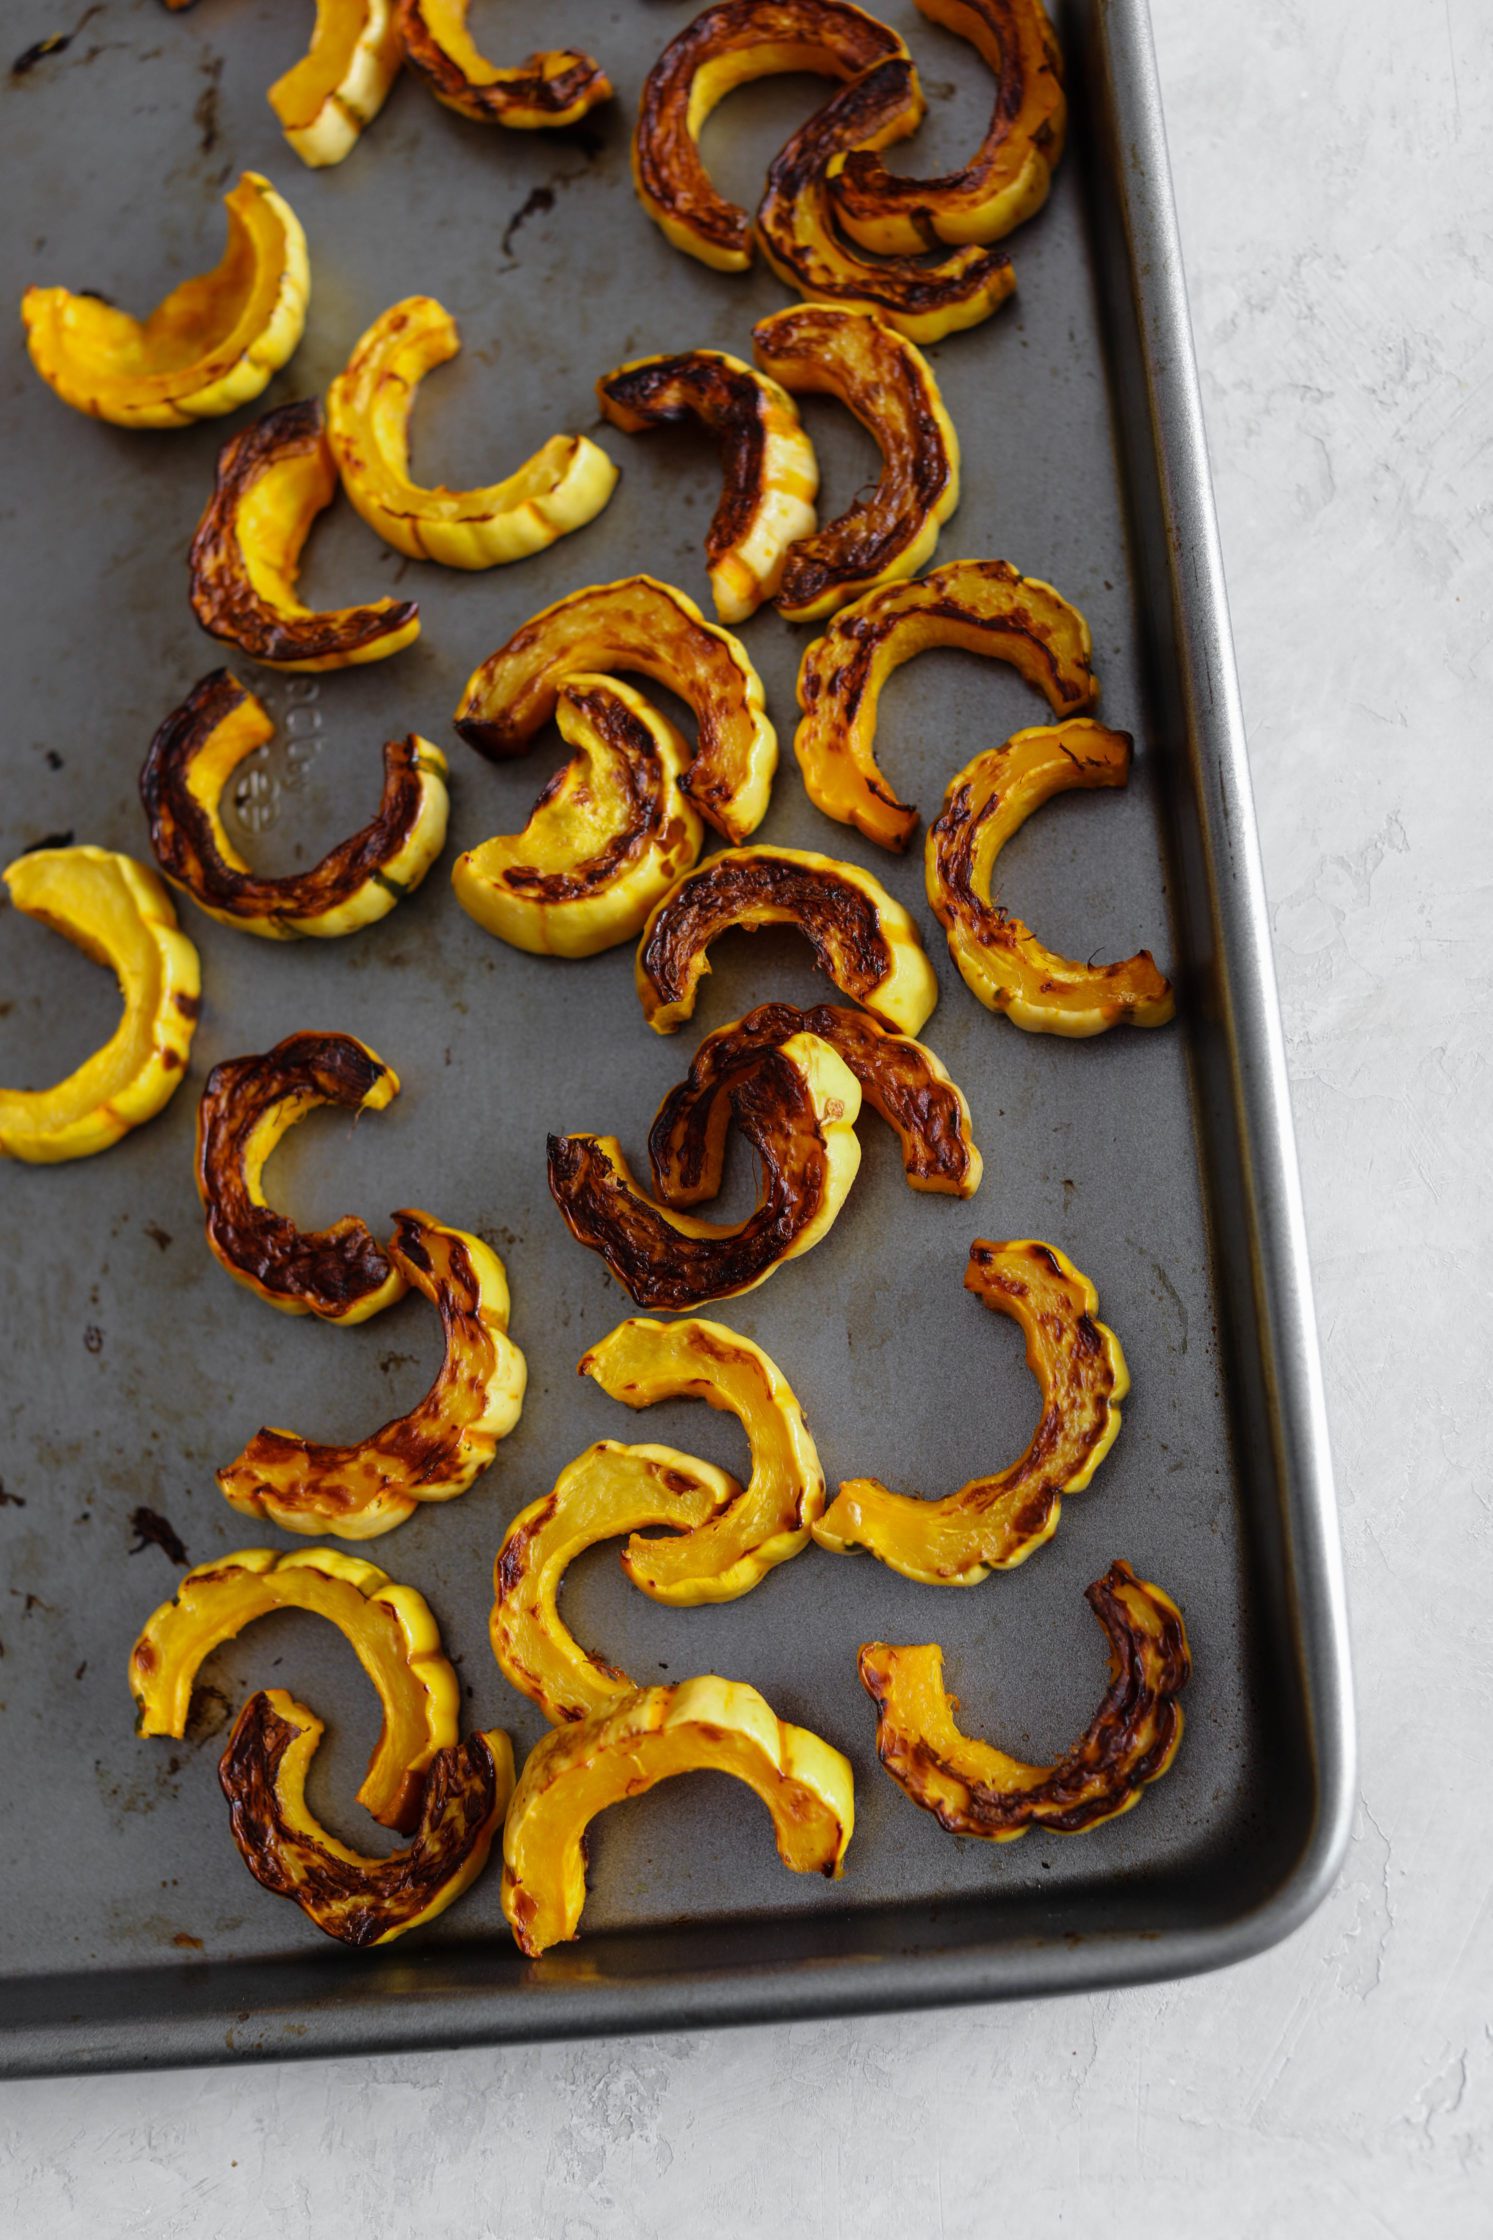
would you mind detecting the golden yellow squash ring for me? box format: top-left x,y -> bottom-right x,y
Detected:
398,0 -> 612,127
267,0 -> 406,167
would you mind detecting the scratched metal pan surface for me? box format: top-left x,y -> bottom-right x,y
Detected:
0,0 -> 1352,2075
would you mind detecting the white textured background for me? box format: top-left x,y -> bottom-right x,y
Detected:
6,1 -> 1490,2231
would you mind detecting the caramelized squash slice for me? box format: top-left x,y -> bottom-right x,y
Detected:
398,0 -> 612,126
268,0 -> 405,166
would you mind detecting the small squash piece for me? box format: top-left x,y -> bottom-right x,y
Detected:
217,1211 -> 527,1539
502,1676 -> 855,1955
128,1544 -> 459,1833
596,351 -> 819,623
220,1691 -> 512,1945
141,670 -> 449,940
267,0 -> 405,167
795,559 -> 1099,851
398,0 -> 612,127
636,845 -> 938,1036
21,172 -> 309,429
815,1238 -> 1128,1585
451,674 -> 704,958
326,296 -> 617,570
926,721 -> 1176,1035
858,1561 -> 1190,1837
0,846 -> 200,1166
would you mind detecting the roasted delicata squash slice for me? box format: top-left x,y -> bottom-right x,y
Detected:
265,0 -> 405,166
649,1000 -> 980,1203
128,1544 -> 459,1832
858,1561 -> 1190,1838
831,0 -> 1066,252
189,399 -> 419,671
795,559 -> 1099,851
452,675 -> 704,957
596,351 -> 819,623
0,847 -> 200,1165
196,1032 -> 406,1324
326,296 -> 618,570
815,1238 -> 1127,1585
548,1031 -> 863,1311
580,1316 -> 826,1603
220,1690 -> 512,1945
753,306 -> 959,621
398,0 -> 612,127
502,1677 -> 855,1955
141,670 -> 449,940
926,721 -> 1176,1035
632,0 -> 908,272
756,60 -> 1017,345
21,173 -> 308,429
218,1211 -> 527,1539
455,576 -> 777,843
636,845 -> 938,1036
491,1442 -> 739,1722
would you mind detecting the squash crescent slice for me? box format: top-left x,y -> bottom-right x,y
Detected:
141,670 -> 449,940
795,558 -> 1099,851
752,305 -> 959,621
217,1211 -> 527,1539
490,1441 -> 740,1721
0,846 -> 201,1165
452,674 -> 705,958
636,845 -> 938,1036
21,172 -> 308,429
596,350 -> 819,623
548,1032 -> 863,1313
196,1032 -> 407,1324
502,1676 -> 855,1955
220,1690 -> 512,1945
858,1561 -> 1190,1838
926,720 -> 1176,1034
815,1238 -> 1128,1585
398,0 -> 612,127
268,0 -> 405,167
128,1544 -> 459,1833
326,296 -> 618,570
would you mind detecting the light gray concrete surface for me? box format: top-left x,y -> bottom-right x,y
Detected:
4,2 -> 1489,2232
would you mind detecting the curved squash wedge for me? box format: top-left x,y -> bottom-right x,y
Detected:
128,1544 -> 459,1832
858,1561 -> 1190,1837
0,846 -> 201,1166
926,721 -> 1176,1034
815,1238 -> 1128,1585
268,0 -> 405,167
398,0 -> 612,127
21,172 -> 309,429
502,1676 -> 855,1955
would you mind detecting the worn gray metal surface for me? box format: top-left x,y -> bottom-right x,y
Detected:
0,0 -> 1352,2075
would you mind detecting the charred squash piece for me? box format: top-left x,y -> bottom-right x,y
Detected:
326,296 -> 618,570
649,1001 -> 980,1204
636,845 -> 938,1035
632,0 -> 908,272
189,399 -> 419,671
596,351 -> 819,622
217,1212 -> 527,1539
795,559 -> 1098,851
927,721 -> 1175,1034
756,60 -> 1016,344
128,1544 -> 459,1833
548,1031 -> 863,1312
832,0 -> 1065,252
858,1562 -> 1190,1837
502,1677 -> 854,1955
580,1316 -> 826,1604
196,1032 -> 406,1324
454,576 -> 777,843
490,1442 -> 739,1721
398,0 -> 611,127
267,0 -> 405,166
451,674 -> 704,958
752,306 -> 959,621
141,670 -> 449,940
815,1238 -> 1128,1585
220,1691 -> 512,1945
0,847 -> 200,1166
21,172 -> 308,429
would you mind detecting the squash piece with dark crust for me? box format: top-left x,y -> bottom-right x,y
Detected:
398,0 -> 611,127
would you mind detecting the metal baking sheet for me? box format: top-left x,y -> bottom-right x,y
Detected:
0,0 -> 1354,2075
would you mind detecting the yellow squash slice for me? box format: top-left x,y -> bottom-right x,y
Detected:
267,0 -> 405,167
398,0 -> 612,127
